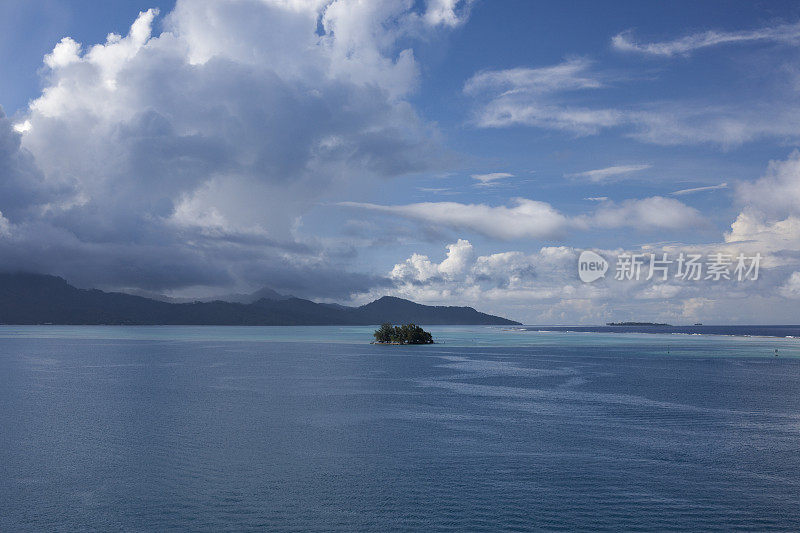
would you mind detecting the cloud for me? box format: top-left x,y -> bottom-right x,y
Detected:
341,195 -> 706,240
716,151 -> 800,268
357,151 -> 800,323
590,196 -> 706,230
464,58 -> 601,95
0,108 -> 65,221
390,238 -> 474,282
377,241 -> 648,323
43,36 -> 83,69
724,210 -> 800,253
612,22 -> 800,57
737,150 -> 800,218
627,105 -> 800,147
386,240 -> 580,306
474,102 -> 623,134
566,164 -> 651,183
463,58 -> 626,134
417,187 -> 451,194
423,0 -> 474,27
373,234 -> 799,324
438,238 -> 475,276
13,120 -> 31,133
3,1 -> 466,295
340,198 -> 572,239
671,183 -> 728,195
780,272 -> 800,298
471,172 -> 513,186
465,58 -> 800,147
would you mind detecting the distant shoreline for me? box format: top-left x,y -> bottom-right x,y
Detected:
517,325 -> 800,339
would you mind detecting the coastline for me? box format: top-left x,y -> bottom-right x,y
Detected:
518,325 -> 800,339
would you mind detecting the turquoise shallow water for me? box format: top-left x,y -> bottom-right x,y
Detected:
2,326 -> 800,531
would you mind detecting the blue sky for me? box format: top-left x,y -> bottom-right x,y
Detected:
2,0 -> 800,323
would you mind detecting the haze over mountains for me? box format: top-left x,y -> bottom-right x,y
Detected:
0,273 -> 520,326
125,286 -> 294,305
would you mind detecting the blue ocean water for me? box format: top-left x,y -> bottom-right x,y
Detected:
1,326 -> 800,531
524,324 -> 800,337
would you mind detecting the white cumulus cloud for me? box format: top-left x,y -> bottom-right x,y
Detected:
1,0 -> 466,295
737,150 -> 800,218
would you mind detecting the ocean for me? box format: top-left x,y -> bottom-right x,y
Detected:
2,325 -> 799,531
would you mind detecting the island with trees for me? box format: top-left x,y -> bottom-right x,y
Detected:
373,323 -> 434,345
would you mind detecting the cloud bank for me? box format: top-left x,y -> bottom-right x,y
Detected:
351,148 -> 800,323
0,0 -> 469,295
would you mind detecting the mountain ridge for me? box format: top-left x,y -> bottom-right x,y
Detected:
0,272 -> 520,326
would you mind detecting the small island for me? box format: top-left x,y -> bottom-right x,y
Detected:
373,323 -> 434,345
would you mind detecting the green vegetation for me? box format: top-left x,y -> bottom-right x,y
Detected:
373,323 -> 434,344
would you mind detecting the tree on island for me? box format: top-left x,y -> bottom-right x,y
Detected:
373,323 -> 434,344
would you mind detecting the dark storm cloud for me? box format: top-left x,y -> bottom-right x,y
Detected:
0,108 -> 68,221
0,2 -> 464,298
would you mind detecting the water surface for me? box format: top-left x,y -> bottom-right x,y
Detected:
1,326 -> 799,531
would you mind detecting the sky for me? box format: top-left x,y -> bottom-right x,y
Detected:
1,0 -> 800,324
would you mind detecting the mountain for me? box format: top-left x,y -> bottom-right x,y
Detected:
201,286 -> 292,304
0,273 -> 520,326
350,296 -> 515,325
119,286 -> 292,304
